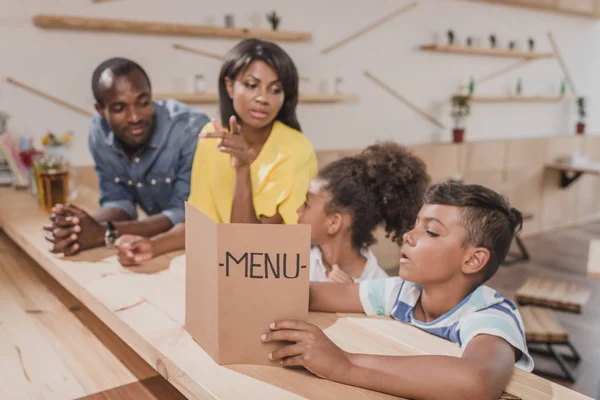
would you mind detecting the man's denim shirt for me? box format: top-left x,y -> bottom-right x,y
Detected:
88,99 -> 209,225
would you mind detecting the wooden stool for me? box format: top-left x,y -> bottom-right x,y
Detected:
516,277 -> 591,313
520,306 -> 580,382
503,213 -> 533,266
587,239 -> 600,279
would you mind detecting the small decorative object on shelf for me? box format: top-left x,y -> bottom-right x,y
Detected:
451,94 -> 471,143
194,74 -> 206,93
447,29 -> 455,45
334,77 -> 343,94
0,111 -> 9,134
528,37 -> 535,52
508,40 -> 516,50
468,77 -> 475,95
224,14 -> 234,28
576,97 -> 586,134
466,36 -> 473,47
266,10 -> 281,31
515,77 -> 523,95
489,34 -> 497,48
560,79 -> 566,96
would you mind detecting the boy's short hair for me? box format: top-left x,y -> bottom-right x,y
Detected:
423,183 -> 523,281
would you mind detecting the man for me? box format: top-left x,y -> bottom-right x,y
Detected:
45,57 -> 209,256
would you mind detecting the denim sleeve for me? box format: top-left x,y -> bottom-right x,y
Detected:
88,119 -> 137,219
161,112 -> 209,225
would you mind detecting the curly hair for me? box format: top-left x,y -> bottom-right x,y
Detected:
318,141 -> 430,250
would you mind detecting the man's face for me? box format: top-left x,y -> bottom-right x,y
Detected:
95,69 -> 155,153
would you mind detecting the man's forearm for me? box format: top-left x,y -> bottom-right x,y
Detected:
114,214 -> 174,238
338,354 -> 494,400
93,208 -> 132,223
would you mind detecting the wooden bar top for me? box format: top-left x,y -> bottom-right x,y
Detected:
0,187 -> 592,400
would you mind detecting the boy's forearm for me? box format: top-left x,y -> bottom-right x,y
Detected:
339,354 -> 495,400
309,282 -> 363,313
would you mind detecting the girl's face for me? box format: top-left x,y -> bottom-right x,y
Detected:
225,60 -> 285,130
297,178 -> 332,245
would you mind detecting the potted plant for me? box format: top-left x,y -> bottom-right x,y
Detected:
266,11 -> 281,31
576,97 -> 586,134
451,94 -> 471,143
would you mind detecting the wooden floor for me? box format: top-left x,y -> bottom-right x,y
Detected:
1,219 -> 599,399
488,221 -> 600,399
0,231 -> 184,400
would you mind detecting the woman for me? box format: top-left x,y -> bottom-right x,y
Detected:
116,39 -> 317,265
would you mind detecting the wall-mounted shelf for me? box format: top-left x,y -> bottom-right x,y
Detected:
469,94 -> 573,103
32,14 -> 312,41
420,44 -> 554,60
153,93 -> 359,104
465,0 -> 600,19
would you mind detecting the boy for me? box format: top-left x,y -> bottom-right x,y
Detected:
262,183 -> 533,400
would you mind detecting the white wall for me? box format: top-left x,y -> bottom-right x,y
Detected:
1,0 -> 599,165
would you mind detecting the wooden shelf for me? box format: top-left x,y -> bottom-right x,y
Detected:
153,93 -> 359,104
465,0 -> 599,19
32,14 -> 312,41
420,44 -> 554,59
469,95 -> 573,103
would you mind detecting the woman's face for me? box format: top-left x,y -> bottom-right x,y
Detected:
225,61 -> 285,129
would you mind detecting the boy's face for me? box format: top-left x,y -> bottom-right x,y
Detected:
297,178 -> 332,245
399,204 -> 470,284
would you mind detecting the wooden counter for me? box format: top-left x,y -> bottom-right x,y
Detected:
0,187 -> 592,400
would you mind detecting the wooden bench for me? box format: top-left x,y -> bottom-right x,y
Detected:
503,213 -> 533,266
516,277 -> 591,313
520,306 -> 581,382
587,239 -> 600,280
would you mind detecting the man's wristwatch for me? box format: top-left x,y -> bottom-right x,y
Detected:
105,221 -> 119,248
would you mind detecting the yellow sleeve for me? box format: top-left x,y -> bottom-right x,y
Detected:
187,123 -> 220,222
277,145 -> 318,224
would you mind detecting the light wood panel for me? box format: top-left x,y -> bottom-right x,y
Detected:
461,140 -> 507,194
576,136 -> 600,218
32,15 -> 312,41
540,137 -> 584,230
0,187 -> 590,400
504,138 -> 548,236
410,143 -> 464,183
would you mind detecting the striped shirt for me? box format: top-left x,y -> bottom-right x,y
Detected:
359,277 -> 534,371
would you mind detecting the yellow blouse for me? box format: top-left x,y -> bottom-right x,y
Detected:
188,120 -> 317,224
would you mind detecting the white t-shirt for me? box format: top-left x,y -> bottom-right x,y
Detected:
309,246 -> 389,282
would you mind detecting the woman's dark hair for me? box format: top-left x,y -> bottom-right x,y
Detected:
319,141 -> 430,250
219,39 -> 301,131
423,182 -> 523,282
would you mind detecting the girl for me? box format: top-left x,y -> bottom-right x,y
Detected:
116,39 -> 317,266
297,142 -> 430,282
